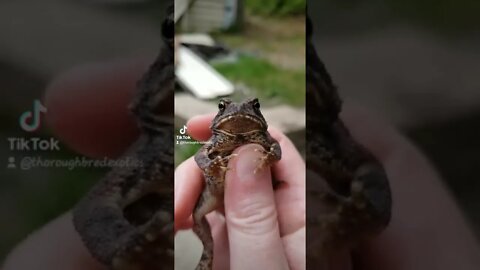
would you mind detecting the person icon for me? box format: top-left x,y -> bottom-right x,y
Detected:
7,157 -> 16,169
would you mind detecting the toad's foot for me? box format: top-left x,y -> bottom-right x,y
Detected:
253,147 -> 277,174
112,210 -> 174,270
207,154 -> 238,176
308,163 -> 391,251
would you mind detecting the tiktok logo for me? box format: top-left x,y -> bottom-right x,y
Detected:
179,125 -> 187,135
19,100 -> 47,132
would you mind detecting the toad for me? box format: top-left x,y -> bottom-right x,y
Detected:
193,98 -> 282,270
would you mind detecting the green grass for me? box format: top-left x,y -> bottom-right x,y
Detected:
213,56 -> 305,107
175,143 -> 203,167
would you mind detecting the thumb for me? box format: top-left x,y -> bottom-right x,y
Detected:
224,144 -> 289,270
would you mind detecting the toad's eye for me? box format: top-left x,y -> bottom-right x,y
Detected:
218,102 -> 226,110
254,101 -> 260,109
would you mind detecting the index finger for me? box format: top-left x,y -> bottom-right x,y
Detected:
186,113 -> 216,142
44,58 -> 152,158
174,156 -> 203,231
341,104 -> 480,269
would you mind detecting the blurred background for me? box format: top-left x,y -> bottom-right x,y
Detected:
0,0 -> 306,268
1,0 -> 479,267
173,0 -> 305,268
0,0 -> 171,264
309,0 -> 480,239
174,0 -> 305,165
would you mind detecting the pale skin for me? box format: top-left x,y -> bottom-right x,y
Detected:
3,59 -> 480,270
176,114 -> 305,270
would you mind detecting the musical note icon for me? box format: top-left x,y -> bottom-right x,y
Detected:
180,125 -> 187,135
19,100 -> 47,132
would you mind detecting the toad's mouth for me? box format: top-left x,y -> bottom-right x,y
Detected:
214,114 -> 266,134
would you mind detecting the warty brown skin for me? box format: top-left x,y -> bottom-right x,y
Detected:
72,8 -> 175,270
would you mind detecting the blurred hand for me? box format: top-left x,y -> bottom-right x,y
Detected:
3,59 -> 479,270
334,104 -> 480,270
174,115 -> 306,270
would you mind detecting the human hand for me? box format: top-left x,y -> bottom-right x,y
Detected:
174,114 -> 306,270
2,58 -> 152,270
3,59 -> 479,270
327,104 -> 480,270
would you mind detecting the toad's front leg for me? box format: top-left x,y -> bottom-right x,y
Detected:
112,210 -> 174,270
195,149 -> 238,188
309,125 -> 392,254
253,141 -> 281,174
312,162 -> 391,250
